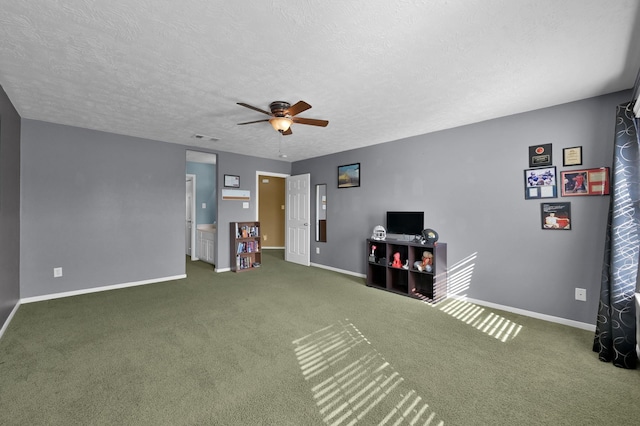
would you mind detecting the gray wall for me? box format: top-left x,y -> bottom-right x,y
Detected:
20,120 -> 187,298
215,151 -> 291,270
0,85 -> 21,328
19,120 -> 290,296
293,90 -> 632,325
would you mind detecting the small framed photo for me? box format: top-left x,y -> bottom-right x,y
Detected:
541,202 -> 571,230
563,146 -> 582,166
224,174 -> 240,188
338,163 -> 360,188
524,167 -> 557,199
529,143 -> 552,168
561,167 -> 610,196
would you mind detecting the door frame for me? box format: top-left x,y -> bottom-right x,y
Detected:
255,171 -> 290,249
186,173 -> 198,261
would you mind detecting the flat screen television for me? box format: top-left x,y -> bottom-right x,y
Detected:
386,211 -> 424,236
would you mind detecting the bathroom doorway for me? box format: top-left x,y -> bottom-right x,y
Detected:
186,151 -> 218,266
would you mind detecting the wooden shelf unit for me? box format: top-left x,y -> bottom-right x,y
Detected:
366,239 -> 447,302
231,221 -> 261,272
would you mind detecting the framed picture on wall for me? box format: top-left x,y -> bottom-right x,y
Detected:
562,146 -> 582,166
561,167 -> 610,196
528,143 -> 552,168
541,202 -> 571,230
338,163 -> 360,188
224,174 -> 240,188
524,167 -> 557,199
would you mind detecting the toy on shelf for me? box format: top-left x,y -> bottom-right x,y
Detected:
421,229 -> 439,245
371,225 -> 387,240
414,251 -> 433,272
369,245 -> 377,262
391,252 -> 402,268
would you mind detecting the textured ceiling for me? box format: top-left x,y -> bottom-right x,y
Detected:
1,0 -> 639,162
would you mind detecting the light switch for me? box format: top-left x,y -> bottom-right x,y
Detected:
202,203 -> 206,209
243,202 -> 249,209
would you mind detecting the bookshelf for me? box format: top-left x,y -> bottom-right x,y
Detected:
230,221 -> 261,272
366,239 -> 447,303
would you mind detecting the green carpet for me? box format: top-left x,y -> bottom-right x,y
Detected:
1,250 -> 639,425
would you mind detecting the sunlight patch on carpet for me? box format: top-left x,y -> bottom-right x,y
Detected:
434,252 -> 522,342
439,298 -> 523,342
293,320 -> 444,426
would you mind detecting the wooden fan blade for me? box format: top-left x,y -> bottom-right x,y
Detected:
237,119 -> 270,125
281,128 -> 293,136
292,117 -> 329,127
237,102 -> 272,116
285,101 -> 312,117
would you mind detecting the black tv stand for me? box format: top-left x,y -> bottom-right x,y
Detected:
366,238 -> 447,303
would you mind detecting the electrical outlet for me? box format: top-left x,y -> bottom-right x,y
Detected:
53,267 -> 63,278
575,288 -> 586,301
316,247 -> 320,254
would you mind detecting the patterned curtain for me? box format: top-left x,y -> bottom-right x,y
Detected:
593,102 -> 639,369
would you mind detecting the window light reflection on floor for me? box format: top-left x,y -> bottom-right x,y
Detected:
293,320 -> 444,426
435,252 -> 523,342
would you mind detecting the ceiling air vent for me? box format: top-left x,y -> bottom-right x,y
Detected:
192,133 -> 220,142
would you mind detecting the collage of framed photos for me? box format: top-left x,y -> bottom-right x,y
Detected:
524,144 -> 610,230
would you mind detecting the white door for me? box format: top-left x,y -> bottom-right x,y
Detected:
285,173 -> 310,266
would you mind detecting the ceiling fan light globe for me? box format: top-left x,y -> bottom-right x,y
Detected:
269,117 -> 292,132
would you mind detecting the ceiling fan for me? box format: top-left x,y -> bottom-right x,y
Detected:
237,100 -> 329,135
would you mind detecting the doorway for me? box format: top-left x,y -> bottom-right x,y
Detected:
256,171 -> 311,266
258,174 -> 286,248
186,151 -> 218,268
186,174 -> 197,260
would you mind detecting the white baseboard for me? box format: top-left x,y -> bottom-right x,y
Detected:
14,263 -> 600,333
0,301 -> 21,341
460,296 -> 596,331
20,274 -> 186,304
310,263 -> 366,279
307,261 -> 596,331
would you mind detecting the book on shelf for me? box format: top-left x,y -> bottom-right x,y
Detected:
237,241 -> 262,254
